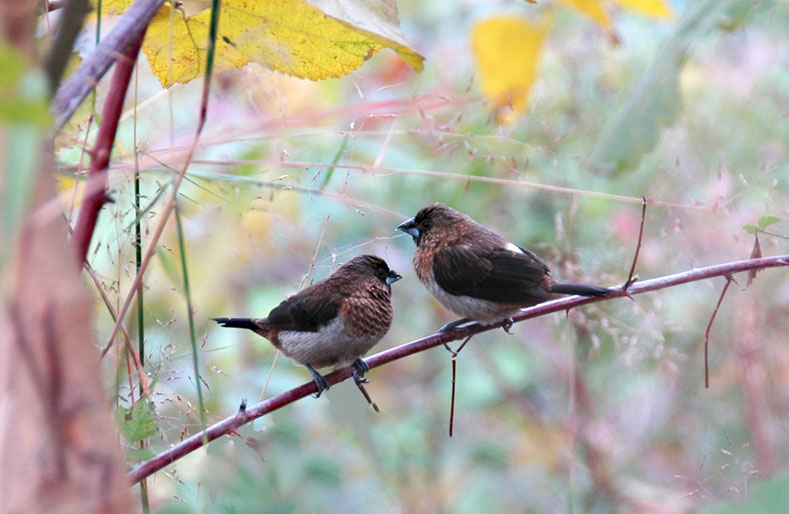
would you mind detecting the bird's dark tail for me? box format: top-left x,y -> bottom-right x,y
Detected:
550,283 -> 610,297
212,317 -> 261,330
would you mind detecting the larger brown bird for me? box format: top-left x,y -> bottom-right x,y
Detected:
213,255 -> 402,397
397,203 -> 609,333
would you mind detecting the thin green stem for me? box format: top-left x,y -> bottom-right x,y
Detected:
133,48 -> 150,514
175,203 -> 207,439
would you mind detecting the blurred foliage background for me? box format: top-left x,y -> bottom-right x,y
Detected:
52,0 -> 789,512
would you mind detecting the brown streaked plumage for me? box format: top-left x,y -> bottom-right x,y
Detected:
397,203 -> 609,332
213,255 -> 402,397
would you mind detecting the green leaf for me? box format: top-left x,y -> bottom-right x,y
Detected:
127,446 -> 155,463
589,0 -> 737,173
115,400 -> 158,443
758,215 -> 781,230
743,224 -> 759,235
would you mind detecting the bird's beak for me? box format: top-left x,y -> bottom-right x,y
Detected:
386,270 -> 403,286
396,218 -> 420,244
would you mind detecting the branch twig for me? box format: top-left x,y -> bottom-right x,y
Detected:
704,276 -> 733,389
127,254 -> 789,484
445,335 -> 472,437
624,196 -> 648,290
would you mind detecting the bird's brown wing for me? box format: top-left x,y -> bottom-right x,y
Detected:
265,290 -> 343,332
433,245 -> 552,303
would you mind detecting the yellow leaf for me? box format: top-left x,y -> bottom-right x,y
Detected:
99,0 -> 131,15
307,0 -> 423,70
611,0 -> 673,18
471,17 -> 548,124
556,0 -> 611,28
140,0 -> 423,87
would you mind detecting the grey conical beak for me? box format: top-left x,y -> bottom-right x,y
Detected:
386,270 -> 403,286
396,218 -> 420,241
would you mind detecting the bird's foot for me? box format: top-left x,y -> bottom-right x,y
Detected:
438,318 -> 473,334
501,317 -> 515,334
352,358 -> 370,385
305,364 -> 330,398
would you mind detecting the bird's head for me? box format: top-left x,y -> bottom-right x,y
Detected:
338,255 -> 402,291
397,203 -> 465,247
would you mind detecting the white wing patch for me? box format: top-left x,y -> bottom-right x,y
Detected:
505,242 -> 524,254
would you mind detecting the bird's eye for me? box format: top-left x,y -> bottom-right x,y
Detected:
376,267 -> 388,279
421,218 -> 432,230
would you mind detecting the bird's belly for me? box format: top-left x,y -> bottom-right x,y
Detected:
425,277 -> 520,322
277,318 -> 378,369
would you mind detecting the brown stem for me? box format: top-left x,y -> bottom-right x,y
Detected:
445,334 -> 472,437
704,276 -> 732,388
624,196 -> 648,290
71,30 -> 145,264
84,263 -> 152,400
127,254 -> 789,484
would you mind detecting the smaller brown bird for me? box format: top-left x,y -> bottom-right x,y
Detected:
213,255 -> 402,397
397,203 -> 610,333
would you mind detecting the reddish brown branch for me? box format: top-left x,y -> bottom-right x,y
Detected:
71,30 -> 145,264
704,276 -> 732,389
128,255 -> 789,484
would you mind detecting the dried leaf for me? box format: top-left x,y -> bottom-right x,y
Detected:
747,234 -> 761,287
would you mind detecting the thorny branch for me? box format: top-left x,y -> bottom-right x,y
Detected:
128,254 -> 789,484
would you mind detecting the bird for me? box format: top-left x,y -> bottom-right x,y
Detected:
213,255 -> 402,398
397,203 -> 610,333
